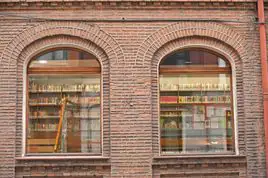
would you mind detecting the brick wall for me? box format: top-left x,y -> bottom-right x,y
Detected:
0,1 -> 266,177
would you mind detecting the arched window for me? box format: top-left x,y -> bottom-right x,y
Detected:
159,49 -> 234,154
26,48 -> 101,155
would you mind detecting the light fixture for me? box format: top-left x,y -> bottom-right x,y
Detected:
39,60 -> 47,64
211,141 -> 218,145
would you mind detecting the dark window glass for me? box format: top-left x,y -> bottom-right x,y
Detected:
160,50 -> 229,67
30,49 -> 100,68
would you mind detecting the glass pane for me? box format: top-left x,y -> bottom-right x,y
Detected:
160,73 -> 233,154
27,74 -> 101,154
160,50 -> 230,68
29,49 -> 100,68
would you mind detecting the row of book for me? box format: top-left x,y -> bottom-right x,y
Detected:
29,96 -> 100,105
30,110 -> 59,118
29,97 -> 58,104
29,123 -> 100,131
68,96 -> 100,105
29,113 -> 100,119
66,110 -> 100,118
29,123 -> 58,131
161,112 -> 181,117
160,96 -> 231,104
160,83 -> 230,91
178,96 -> 231,103
161,121 -> 232,130
29,82 -> 100,92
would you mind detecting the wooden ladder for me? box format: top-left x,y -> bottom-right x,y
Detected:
54,97 -> 67,152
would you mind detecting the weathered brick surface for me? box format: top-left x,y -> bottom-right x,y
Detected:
0,1 -> 266,177
153,156 -> 247,177
15,158 -> 111,178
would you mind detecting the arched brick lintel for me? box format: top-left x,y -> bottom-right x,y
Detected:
153,36 -> 242,69
1,21 -> 123,67
136,22 -> 252,66
18,35 -> 109,68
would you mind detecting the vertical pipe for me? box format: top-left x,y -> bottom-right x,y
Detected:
258,0 -> 268,176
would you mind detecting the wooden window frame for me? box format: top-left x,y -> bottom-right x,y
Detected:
25,48 -> 103,156
159,51 -> 235,156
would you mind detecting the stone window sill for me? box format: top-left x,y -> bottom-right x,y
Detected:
16,156 -> 109,161
154,154 -> 244,159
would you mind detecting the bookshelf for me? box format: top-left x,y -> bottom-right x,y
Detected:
159,74 -> 233,154
27,75 -> 101,154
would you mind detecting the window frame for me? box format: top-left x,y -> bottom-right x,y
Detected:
158,49 -> 236,156
23,47 -> 103,157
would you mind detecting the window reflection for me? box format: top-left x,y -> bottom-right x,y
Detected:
160,50 -> 229,67
27,49 -> 101,154
159,50 -> 233,154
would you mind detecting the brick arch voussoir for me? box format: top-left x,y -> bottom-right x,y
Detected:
136,22 -> 250,66
153,36 -> 242,69
17,35 -> 109,67
1,21 -> 123,68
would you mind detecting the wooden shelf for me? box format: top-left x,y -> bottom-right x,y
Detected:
161,115 -> 181,118
28,138 -> 55,145
160,110 -> 184,112
29,116 -> 99,120
160,90 -> 178,92
30,129 -> 57,132
29,103 -> 59,106
29,116 -> 60,119
160,103 -> 230,105
73,117 -> 100,120
30,129 -> 100,132
29,90 -> 100,94
161,128 -> 232,131
160,115 -> 193,117
29,90 -> 62,93
29,103 -> 100,107
161,138 -> 233,144
160,89 -> 230,92
161,128 -> 182,131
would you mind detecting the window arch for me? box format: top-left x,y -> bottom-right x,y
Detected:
159,49 -> 234,154
26,48 -> 102,155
